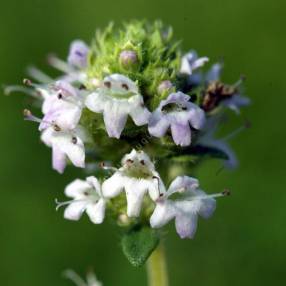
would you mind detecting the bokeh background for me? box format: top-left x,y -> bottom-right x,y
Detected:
1,0 -> 285,285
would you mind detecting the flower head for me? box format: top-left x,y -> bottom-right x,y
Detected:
148,92 -> 205,146
102,149 -> 165,217
85,74 -> 150,138
150,176 -> 228,239
57,176 -> 106,224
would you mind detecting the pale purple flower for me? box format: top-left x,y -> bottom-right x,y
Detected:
39,81 -> 84,131
102,149 -> 165,217
148,92 -> 205,146
180,50 -> 209,75
85,74 -> 151,139
41,126 -> 86,173
150,176 -> 227,239
57,176 -> 106,224
67,40 -> 89,69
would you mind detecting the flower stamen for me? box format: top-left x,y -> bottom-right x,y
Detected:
99,162 -> 118,172
23,109 -> 62,131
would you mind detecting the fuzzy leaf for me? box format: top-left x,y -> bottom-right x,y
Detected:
121,226 -> 159,267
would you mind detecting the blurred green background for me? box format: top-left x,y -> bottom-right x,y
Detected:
1,0 -> 285,285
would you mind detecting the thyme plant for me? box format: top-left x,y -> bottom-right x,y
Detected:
7,20 -> 250,286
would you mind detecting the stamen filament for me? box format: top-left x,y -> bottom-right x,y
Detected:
48,54 -> 73,73
27,66 -> 53,84
3,85 -> 38,98
23,78 -> 46,89
23,109 -> 61,131
63,269 -> 87,286
221,120 -> 250,142
193,189 -> 231,200
233,75 -> 246,88
55,198 -> 86,211
99,162 -> 118,172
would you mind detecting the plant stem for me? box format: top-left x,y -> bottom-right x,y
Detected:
147,243 -> 169,286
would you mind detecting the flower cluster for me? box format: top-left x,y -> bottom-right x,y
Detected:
9,21 -> 250,262
57,149 -> 229,239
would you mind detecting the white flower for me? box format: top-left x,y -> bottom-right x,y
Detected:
102,149 -> 165,217
41,126 -> 86,173
85,74 -> 151,138
57,176 -> 106,224
180,50 -> 209,75
150,176 -> 228,239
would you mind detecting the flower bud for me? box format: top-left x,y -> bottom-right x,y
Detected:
119,50 -> 138,68
157,80 -> 173,94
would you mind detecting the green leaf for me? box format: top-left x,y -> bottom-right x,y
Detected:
121,225 -> 160,267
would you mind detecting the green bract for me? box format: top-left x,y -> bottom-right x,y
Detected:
87,20 -> 180,109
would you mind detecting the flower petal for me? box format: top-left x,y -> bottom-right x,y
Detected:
52,145 -> 66,174
129,105 -> 151,126
67,40 -> 89,69
191,57 -> 209,70
86,176 -> 101,194
85,91 -> 106,113
175,213 -> 198,239
205,63 -> 223,82
65,179 -> 90,198
186,104 -> 206,130
102,172 -> 125,198
86,199 -> 106,224
222,95 -> 251,114
41,127 -> 54,146
64,201 -> 87,221
180,51 -> 209,75
54,133 -> 85,169
150,200 -> 176,228
124,178 -> 148,217
103,104 -> 128,138
170,123 -> 191,146
148,112 -> 170,138
198,197 -> 216,219
168,176 -> 199,195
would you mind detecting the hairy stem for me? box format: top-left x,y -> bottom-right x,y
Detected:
147,243 -> 169,286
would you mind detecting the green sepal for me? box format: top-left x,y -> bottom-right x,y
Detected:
121,225 -> 160,267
